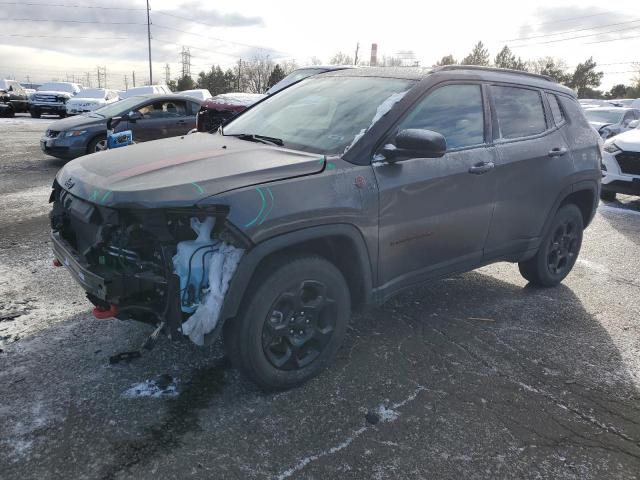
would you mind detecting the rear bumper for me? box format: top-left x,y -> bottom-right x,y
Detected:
51,231 -> 108,300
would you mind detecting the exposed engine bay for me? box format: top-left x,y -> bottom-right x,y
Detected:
49,180 -> 247,345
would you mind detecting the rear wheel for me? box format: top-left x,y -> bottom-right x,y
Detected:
600,190 -> 616,201
518,204 -> 583,287
87,135 -> 107,154
30,108 -> 40,118
224,256 -> 350,390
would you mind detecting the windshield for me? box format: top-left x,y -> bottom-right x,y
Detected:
267,68 -> 326,94
224,76 -> 414,154
92,96 -> 142,117
77,89 -> 105,99
585,109 -> 625,124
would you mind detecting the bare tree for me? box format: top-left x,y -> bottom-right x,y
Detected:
330,52 -> 354,65
241,52 -> 274,93
308,56 -> 323,66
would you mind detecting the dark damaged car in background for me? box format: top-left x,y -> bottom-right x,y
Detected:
41,94 -> 202,160
0,79 -> 29,117
50,66 -> 601,390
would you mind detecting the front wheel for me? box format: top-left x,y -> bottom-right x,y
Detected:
30,109 -> 40,118
87,135 -> 107,154
224,256 -> 350,390
518,204 -> 583,287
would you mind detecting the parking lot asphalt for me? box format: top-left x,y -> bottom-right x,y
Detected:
1,115 -> 639,480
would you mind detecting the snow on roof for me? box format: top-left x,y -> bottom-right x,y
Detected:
209,93 -> 265,107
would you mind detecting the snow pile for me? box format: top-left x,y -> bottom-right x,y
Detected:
122,375 -> 179,398
344,90 -> 408,153
180,242 -> 244,345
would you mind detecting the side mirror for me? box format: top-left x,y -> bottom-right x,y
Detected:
128,110 -> 142,122
381,129 -> 447,162
629,119 -> 640,129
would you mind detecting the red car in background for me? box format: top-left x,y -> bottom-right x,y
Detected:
196,66 -> 352,132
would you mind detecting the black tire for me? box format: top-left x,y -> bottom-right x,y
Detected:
58,112 -> 66,118
30,108 -> 40,118
87,135 -> 107,154
224,256 -> 350,390
518,204 -> 583,287
600,190 -> 616,201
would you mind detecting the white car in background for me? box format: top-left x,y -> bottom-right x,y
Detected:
601,121 -> 640,200
179,89 -> 212,101
120,84 -> 172,99
65,88 -> 119,115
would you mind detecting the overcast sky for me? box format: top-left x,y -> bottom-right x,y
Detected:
0,0 -> 638,90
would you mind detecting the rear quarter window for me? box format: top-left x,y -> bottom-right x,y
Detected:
547,93 -> 565,125
492,86 -> 546,139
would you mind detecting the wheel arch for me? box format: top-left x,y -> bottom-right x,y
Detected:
220,224 -> 374,324
542,180 -> 599,239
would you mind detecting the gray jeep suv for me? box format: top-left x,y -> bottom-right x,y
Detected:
50,66 -> 601,390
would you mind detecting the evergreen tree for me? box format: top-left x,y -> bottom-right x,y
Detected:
267,65 -> 286,88
435,54 -> 456,66
462,41 -> 490,66
568,57 -> 604,98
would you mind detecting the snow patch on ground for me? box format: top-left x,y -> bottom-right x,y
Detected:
375,404 -> 400,423
0,116 -> 52,126
0,185 -> 52,220
122,376 -> 179,399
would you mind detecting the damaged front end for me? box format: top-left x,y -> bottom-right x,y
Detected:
49,180 -> 248,344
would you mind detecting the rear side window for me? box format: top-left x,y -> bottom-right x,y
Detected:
547,93 -> 565,125
398,84 -> 484,149
492,86 -> 546,139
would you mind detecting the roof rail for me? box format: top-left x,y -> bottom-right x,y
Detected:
431,65 -> 554,82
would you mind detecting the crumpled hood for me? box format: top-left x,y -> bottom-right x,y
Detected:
56,133 -> 325,208
608,127 -> 640,152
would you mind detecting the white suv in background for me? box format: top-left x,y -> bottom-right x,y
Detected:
65,88 -> 119,115
601,121 -> 640,200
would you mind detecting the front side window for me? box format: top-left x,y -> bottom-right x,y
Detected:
397,84 -> 485,149
547,93 -> 565,125
138,101 -> 187,118
224,76 -> 415,155
492,86 -> 546,139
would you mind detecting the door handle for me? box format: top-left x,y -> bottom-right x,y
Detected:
468,161 -> 495,175
548,147 -> 568,157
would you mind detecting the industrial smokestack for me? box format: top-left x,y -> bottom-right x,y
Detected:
370,43 -> 378,67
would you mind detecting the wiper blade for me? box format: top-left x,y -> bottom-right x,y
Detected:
229,133 -> 284,146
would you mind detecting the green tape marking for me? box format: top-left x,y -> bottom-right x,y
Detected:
258,187 -> 275,225
244,187 -> 267,228
191,182 -> 205,195
100,190 -> 113,203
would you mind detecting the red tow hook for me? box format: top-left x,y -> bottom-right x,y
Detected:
53,258 -> 62,267
92,305 -> 119,319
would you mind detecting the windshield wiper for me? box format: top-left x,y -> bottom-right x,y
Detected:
228,133 -> 284,147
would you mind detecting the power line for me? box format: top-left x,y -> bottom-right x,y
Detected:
511,24 -> 640,47
0,1 -> 144,9
0,18 -> 146,25
523,9 -> 624,29
152,23 -> 288,55
503,18 -> 640,42
0,33 -> 128,39
585,32 -> 640,45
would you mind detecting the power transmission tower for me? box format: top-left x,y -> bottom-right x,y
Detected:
181,47 -> 191,78
146,0 -> 152,84
165,63 -> 170,84
96,66 -> 107,88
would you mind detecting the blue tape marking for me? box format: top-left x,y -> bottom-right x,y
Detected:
244,187 -> 266,228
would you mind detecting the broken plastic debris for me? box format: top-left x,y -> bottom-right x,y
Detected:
180,242 -> 244,345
